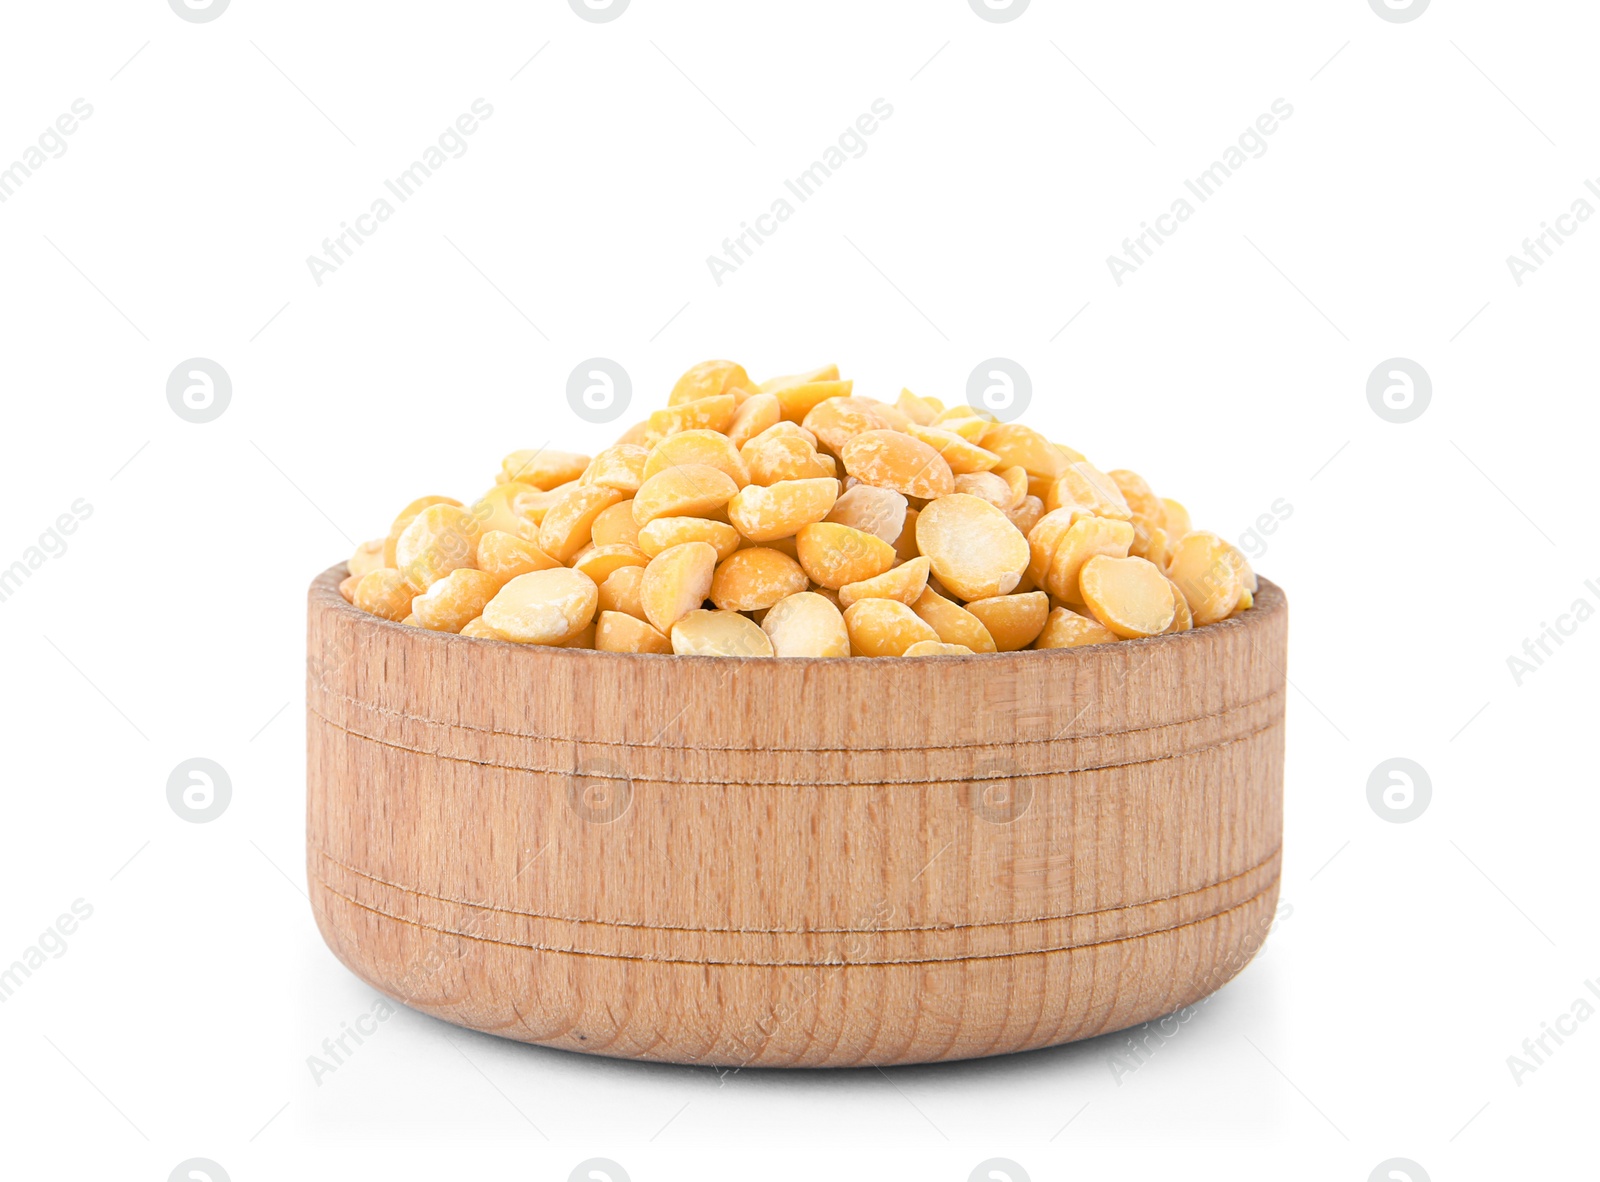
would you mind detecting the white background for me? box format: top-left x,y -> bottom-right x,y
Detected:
0,0 -> 1594,1178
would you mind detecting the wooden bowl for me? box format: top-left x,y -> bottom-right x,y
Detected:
306,565 -> 1286,1068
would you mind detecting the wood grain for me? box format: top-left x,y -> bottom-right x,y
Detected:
306,565 -> 1287,1067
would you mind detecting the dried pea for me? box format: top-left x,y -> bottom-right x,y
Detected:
1004,494 -> 1045,538
843,598 -> 940,657
482,567 -> 598,645
669,359 -> 751,405
1127,513 -> 1164,560
647,394 -> 737,438
636,516 -> 742,562
902,422 -> 998,473
1044,515 -> 1135,604
895,388 -> 941,426
1224,539 -> 1258,594
1135,525 -> 1171,568
803,397 -> 893,453
412,568 -> 500,633
842,430 -> 954,499
639,541 -> 718,633
964,591 -> 1050,651
727,478 -> 838,542
710,547 -> 809,611
825,484 -> 909,544
476,530 -> 561,587
460,616 -> 505,640
978,423 -> 1068,481
470,483 -> 539,540
590,500 -> 642,549
642,429 -> 750,487
1166,531 -> 1245,626
348,538 -> 388,579
383,495 -> 462,568
1033,607 -> 1119,649
595,610 -> 673,654
727,391 -> 783,449
561,622 -> 596,649
758,364 -> 839,393
573,544 -> 651,585
902,425 -> 998,479
1048,461 -> 1132,520
1078,556 -> 1176,638
631,464 -> 739,526
1025,508 -> 1084,587
354,569 -> 418,622
1107,469 -> 1162,522
510,483 -> 573,526
762,591 -> 851,657
770,421 -> 820,448
892,508 -> 920,562
910,587 -> 997,653
915,494 -> 1030,601
581,444 -> 650,493
902,640 -> 972,657
741,425 -> 834,485
953,471 -> 1015,509
838,556 -> 931,608
796,522 -> 896,590
930,413 -> 993,444
933,404 -> 987,427
1164,576 -> 1193,633
597,565 -> 647,619
538,483 -> 627,563
671,609 -> 775,657
1161,497 -> 1192,538
856,397 -> 913,432
997,466 -> 1030,508
396,503 -> 483,591
770,378 -> 852,423
499,450 -> 590,490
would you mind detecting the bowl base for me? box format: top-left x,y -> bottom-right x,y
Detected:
310,867 -> 1279,1068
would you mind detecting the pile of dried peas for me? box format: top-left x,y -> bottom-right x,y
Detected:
339,360 -> 1257,657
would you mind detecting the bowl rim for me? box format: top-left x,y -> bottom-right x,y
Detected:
313,564 -> 1283,668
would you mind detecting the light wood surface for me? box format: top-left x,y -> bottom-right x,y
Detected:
306,565 -> 1287,1067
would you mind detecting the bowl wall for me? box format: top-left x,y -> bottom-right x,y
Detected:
306,566 -> 1287,1067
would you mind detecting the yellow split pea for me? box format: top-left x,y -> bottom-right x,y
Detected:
761,591 -> 851,657
346,357 -> 1260,657
1079,556 -> 1175,638
915,495 -> 1030,601
671,609 -> 775,657
640,542 -> 718,634
726,479 -> 838,543
711,548 -> 809,611
844,599 -> 940,657
482,568 -> 598,645
796,523 -> 895,590
595,610 -> 672,654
